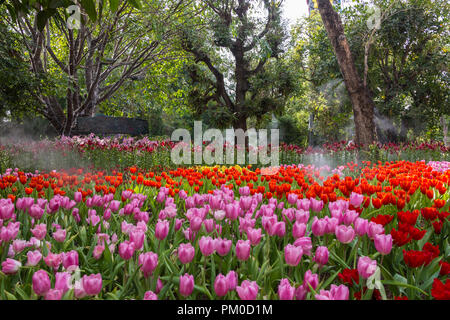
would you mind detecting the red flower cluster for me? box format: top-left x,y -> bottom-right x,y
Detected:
439,261 -> 450,276
338,269 -> 359,286
370,214 -> 394,226
403,243 -> 440,268
431,279 -> 450,300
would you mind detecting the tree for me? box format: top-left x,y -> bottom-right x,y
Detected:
4,0 -> 196,135
179,0 -> 296,135
1,0 -> 142,30
0,18 -> 43,120
316,0 -> 376,147
291,0 -> 449,144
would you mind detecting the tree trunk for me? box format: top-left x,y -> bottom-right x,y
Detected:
316,0 -> 376,147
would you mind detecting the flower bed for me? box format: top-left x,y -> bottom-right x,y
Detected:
0,161 -> 449,300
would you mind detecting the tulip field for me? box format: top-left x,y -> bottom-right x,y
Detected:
0,137 -> 450,300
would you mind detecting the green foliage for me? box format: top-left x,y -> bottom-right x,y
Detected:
0,19 -> 44,120
288,0 -> 450,144
179,0 -> 297,128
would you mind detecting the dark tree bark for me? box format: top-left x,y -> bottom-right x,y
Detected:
316,0 -> 376,147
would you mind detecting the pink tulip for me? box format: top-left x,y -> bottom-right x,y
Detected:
190,216 -> 203,232
82,273 -> 102,296
343,210 -> 359,225
29,204 -> 44,220
335,225 -> 355,244
330,284 -> 350,300
129,228 -> 145,250
31,223 -> 47,240
349,192 -> 364,207
278,278 -> 295,300
358,256 -> 377,279
293,237 -> 312,256
239,186 -> 250,196
155,278 -> 164,294
235,240 -> 251,261
303,270 -> 319,292
295,209 -> 309,224
0,203 -> 14,220
367,222 -> 385,239
324,216 -> 339,234
214,274 -> 228,297
314,246 -> 329,266
139,252 -> 158,278
236,280 -> 259,300
203,219 -> 215,233
53,229 -> 66,242
292,221 -> 307,239
44,252 -> 62,269
118,240 -> 135,260
310,198 -> 324,212
103,209 -> 111,220
74,280 -> 87,299
62,250 -> 79,269
215,238 -> 232,256
2,258 -> 21,274
273,221 -> 286,237
27,250 -> 42,266
374,234 -> 393,255
109,200 -> 120,212
295,285 -> 307,300
315,284 -> 349,300
226,271 -> 238,291
214,210 -> 226,221
55,272 -> 71,295
225,203 -> 240,220
179,273 -> 194,297
74,192 -> 82,203
93,245 -> 105,260
311,217 -> 327,236
12,239 -> 27,253
354,218 -> 369,236
297,198 -> 310,211
199,236 -> 215,256
284,244 -> 303,266
178,243 -> 195,264
287,193 -> 298,205
45,289 -> 63,300
246,228 -> 262,245
143,291 -> 158,300
155,220 -> 169,240
32,270 -> 51,296
175,218 -> 183,231
239,197 -> 253,212
72,208 -> 81,223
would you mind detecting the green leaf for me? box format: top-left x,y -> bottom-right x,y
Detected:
128,0 -> 141,9
5,4 -> 17,21
105,292 -> 119,300
5,291 -> 17,300
62,289 -> 74,300
109,0 -> 119,12
36,9 -> 56,31
63,233 -> 79,251
79,226 -> 87,245
417,229 -> 432,250
320,269 -> 340,290
80,0 -> 97,21
14,284 -> 29,300
381,280 -> 428,296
